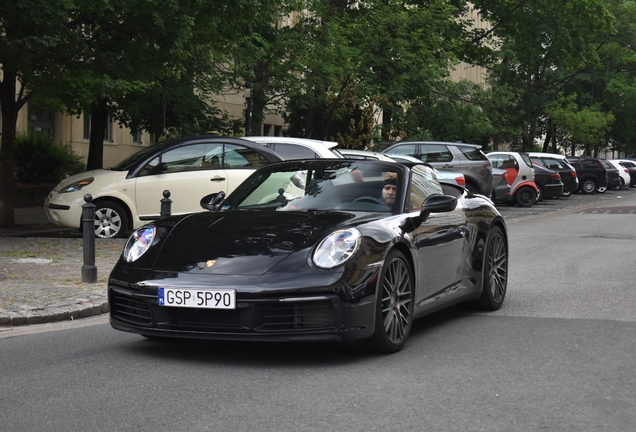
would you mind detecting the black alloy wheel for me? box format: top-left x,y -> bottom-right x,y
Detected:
94,201 -> 129,239
515,186 -> 536,207
476,225 -> 508,310
580,178 -> 597,194
363,250 -> 414,353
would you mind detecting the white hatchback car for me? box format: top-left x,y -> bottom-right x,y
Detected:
45,136 -> 283,238
242,136 -> 342,160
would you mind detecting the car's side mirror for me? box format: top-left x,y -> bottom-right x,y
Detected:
419,194 -> 457,222
200,191 -> 226,211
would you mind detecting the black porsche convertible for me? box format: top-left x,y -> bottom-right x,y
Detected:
108,159 -> 508,353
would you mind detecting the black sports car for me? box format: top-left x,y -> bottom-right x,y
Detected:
108,160 -> 509,353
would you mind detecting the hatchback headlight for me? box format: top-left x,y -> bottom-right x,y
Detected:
123,226 -> 156,262
312,228 -> 362,269
58,177 -> 94,193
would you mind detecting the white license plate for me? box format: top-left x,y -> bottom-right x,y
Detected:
158,288 -> 236,309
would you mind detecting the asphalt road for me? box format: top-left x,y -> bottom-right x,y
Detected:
1,190 -> 635,431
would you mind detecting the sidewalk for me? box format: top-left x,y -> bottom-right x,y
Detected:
0,207 -> 125,327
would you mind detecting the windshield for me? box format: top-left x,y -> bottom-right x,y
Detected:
222,161 -> 402,213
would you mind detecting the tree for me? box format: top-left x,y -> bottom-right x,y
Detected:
0,0 -> 79,227
471,0 -> 615,151
285,0 -> 468,145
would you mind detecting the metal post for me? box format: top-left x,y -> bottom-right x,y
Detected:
81,194 -> 97,283
160,190 -> 172,218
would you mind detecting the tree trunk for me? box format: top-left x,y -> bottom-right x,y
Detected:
86,99 -> 108,170
551,128 -> 558,153
0,72 -> 27,227
542,118 -> 552,152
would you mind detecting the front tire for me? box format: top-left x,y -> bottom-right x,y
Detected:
94,201 -> 129,239
515,186 -> 536,207
476,225 -> 508,310
363,250 -> 414,353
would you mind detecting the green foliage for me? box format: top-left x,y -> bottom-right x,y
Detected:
14,134 -> 85,183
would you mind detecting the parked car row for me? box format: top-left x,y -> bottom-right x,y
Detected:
44,134 -> 636,238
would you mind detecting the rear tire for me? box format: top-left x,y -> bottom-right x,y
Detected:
363,250 -> 414,354
515,186 -> 536,207
580,178 -> 596,194
621,179 -> 629,190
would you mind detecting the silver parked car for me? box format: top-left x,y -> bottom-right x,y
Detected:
373,141 -> 493,197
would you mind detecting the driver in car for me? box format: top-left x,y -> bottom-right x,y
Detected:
382,172 -> 397,206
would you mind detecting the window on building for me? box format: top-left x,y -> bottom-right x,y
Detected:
83,114 -> 113,142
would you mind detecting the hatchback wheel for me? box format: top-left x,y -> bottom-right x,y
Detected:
621,179 -> 629,190
580,179 -> 596,194
94,201 -> 129,239
515,186 -> 536,207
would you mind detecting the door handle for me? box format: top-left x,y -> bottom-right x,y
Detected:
210,177 -> 226,182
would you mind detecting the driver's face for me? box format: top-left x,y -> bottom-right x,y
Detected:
382,184 -> 397,206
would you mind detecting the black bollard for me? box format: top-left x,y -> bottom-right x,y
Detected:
160,190 -> 172,218
81,194 -> 97,283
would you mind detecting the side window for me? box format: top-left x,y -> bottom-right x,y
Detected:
457,146 -> 488,161
223,144 -> 269,169
489,155 -> 504,168
531,157 -> 545,167
510,155 -> 520,169
583,159 -> 598,169
139,143 -> 222,176
420,144 -> 452,163
272,143 -> 319,160
409,165 -> 443,211
387,144 -> 418,158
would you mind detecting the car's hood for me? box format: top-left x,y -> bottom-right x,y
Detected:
55,169 -> 126,191
152,210 -> 361,275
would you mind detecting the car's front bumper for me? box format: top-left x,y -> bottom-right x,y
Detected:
44,192 -> 84,229
108,264 -> 380,343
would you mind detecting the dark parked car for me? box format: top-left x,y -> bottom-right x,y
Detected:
532,164 -> 564,202
372,141 -> 493,197
599,160 -> 621,192
491,167 -> 511,203
526,153 -> 578,197
566,156 -> 608,194
109,159 -> 508,353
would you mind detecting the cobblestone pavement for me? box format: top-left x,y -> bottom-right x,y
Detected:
0,234 -> 125,327
1,187 -> 634,328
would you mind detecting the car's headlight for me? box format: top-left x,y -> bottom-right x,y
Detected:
57,177 -> 94,193
312,228 -> 362,269
123,226 -> 156,262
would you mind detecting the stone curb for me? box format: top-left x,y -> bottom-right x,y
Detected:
0,302 -> 109,327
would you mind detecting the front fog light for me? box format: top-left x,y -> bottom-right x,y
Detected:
123,226 -> 156,262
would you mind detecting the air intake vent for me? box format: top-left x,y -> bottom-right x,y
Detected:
260,301 -> 335,330
110,292 -> 152,325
